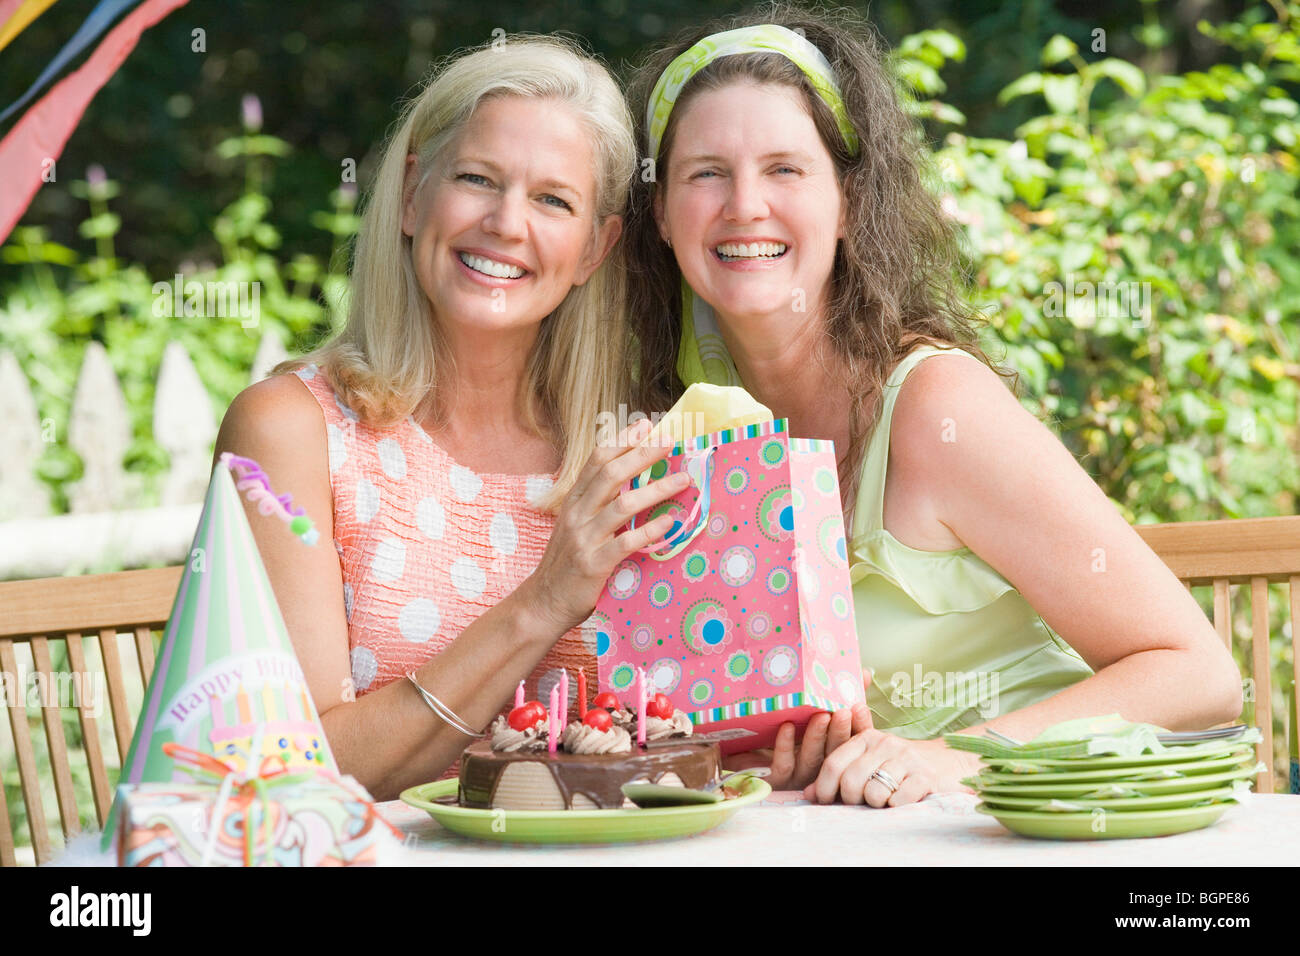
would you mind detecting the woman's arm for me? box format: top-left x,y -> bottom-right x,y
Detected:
806,352 -> 1243,806
215,377 -> 682,800
887,352 -> 1243,739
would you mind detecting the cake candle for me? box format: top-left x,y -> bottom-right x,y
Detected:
578,669 -> 587,718
560,669 -> 568,728
515,680 -> 524,709
548,684 -> 559,755
636,668 -> 646,747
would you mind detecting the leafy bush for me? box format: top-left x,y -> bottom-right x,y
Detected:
892,4 -> 1299,785
0,110 -> 355,512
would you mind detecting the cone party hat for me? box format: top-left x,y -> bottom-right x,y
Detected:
102,455 -> 339,847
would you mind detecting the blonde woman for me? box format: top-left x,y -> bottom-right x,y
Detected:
214,37 -> 684,800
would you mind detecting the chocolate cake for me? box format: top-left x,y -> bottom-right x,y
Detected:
458,737 -> 721,810
456,692 -> 721,810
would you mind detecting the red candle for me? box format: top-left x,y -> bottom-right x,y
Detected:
515,680 -> 524,709
548,684 -> 559,755
578,669 -> 588,718
636,668 -> 646,747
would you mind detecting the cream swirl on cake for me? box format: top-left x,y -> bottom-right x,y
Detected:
644,710 -> 694,740
489,715 -> 548,753
561,721 -> 633,754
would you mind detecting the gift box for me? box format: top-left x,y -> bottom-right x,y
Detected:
115,754 -> 400,867
593,415 -> 864,754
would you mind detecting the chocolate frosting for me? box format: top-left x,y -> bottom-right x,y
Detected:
459,738 -> 721,810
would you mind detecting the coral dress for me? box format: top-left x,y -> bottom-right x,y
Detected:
292,364 -> 595,717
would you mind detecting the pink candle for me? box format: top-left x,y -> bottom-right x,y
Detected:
560,669 -> 568,728
515,680 -> 524,709
548,684 -> 559,755
636,668 -> 647,747
578,669 -> 587,718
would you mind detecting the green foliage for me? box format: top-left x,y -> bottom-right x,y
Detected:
895,9 -> 1300,527
0,120 -> 354,512
892,5 -> 1300,785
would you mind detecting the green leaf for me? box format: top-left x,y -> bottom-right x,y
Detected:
999,73 -> 1044,105
1043,74 -> 1081,114
1042,34 -> 1079,67
896,60 -> 944,96
77,213 -> 121,240
1090,58 -> 1147,98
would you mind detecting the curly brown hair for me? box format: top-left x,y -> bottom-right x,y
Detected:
623,1 -> 1018,522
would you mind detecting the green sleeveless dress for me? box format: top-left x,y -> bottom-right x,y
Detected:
850,344 -> 1094,738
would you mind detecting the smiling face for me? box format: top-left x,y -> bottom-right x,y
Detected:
656,82 -> 844,331
401,95 -> 619,344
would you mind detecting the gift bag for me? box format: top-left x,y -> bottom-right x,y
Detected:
592,419 -> 864,754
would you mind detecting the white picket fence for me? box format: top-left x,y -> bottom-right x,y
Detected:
0,331 -> 290,580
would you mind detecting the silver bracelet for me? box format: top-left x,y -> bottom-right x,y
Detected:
405,672 -> 489,738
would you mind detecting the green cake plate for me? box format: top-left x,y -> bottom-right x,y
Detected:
969,762 -> 1264,798
400,774 -> 771,844
975,801 -> 1236,840
980,743 -> 1255,775
978,784 -> 1244,813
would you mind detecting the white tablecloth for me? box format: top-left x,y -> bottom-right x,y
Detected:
370,791 -> 1300,866
46,791 -> 1300,866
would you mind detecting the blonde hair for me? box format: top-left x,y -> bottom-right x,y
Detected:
278,35 -> 636,511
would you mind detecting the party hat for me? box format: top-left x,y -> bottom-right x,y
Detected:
101,457 -> 338,848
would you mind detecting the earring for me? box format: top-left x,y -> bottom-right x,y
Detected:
665,236 -> 672,248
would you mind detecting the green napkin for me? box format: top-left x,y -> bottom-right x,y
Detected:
945,714 -> 1259,760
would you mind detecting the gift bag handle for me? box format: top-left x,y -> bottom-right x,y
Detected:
629,445 -> 717,561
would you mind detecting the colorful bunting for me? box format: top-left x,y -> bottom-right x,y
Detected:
0,0 -> 189,244
0,0 -> 59,55
0,0 -> 140,124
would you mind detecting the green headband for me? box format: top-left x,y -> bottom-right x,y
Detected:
645,24 -> 859,388
646,24 -> 859,161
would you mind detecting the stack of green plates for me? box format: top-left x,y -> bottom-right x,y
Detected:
944,716 -> 1264,840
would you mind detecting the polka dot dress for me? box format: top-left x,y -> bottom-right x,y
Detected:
293,365 -> 597,714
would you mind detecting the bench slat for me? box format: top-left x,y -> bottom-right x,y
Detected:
0,639 -> 52,864
29,637 -> 80,840
1249,578 -> 1274,794
1213,580 -> 1232,651
97,629 -> 134,762
134,626 -> 157,686
0,567 -> 182,638
63,632 -> 112,825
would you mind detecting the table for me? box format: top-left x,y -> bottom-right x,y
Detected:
369,790 -> 1300,865
46,791 -> 1300,866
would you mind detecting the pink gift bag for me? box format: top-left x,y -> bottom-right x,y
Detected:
591,420 -> 864,755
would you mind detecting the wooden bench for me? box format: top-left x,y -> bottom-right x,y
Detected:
0,567 -> 180,866
2,516 -> 1297,864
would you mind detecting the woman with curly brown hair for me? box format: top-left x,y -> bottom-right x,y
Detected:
623,3 -> 1241,806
